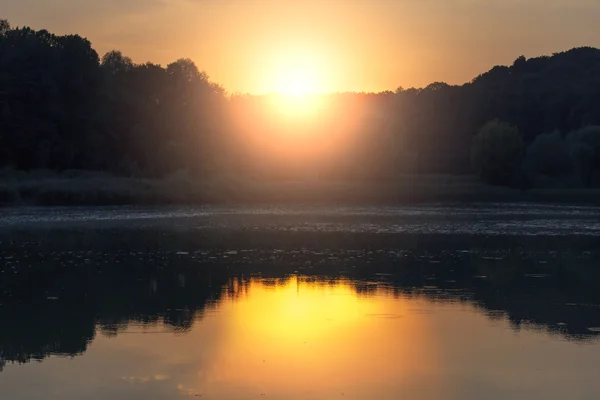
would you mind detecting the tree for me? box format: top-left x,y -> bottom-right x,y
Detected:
524,130 -> 571,177
471,120 -> 524,185
101,50 -> 133,75
166,58 -> 206,83
0,19 -> 10,36
569,143 -> 595,186
566,125 -> 600,151
6,16 -> 600,189
512,55 -> 527,72
566,126 -> 600,186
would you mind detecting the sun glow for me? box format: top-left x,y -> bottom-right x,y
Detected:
271,51 -> 326,96
274,67 -> 320,96
268,92 -> 328,119
259,47 -> 334,118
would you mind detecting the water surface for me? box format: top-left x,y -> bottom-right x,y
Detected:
1,205 -> 600,399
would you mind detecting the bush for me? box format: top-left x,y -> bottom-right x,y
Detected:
566,126 -> 600,186
471,120 -> 525,185
525,131 -> 571,177
566,126 -> 600,151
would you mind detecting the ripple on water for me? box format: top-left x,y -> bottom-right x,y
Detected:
1,204 -> 600,237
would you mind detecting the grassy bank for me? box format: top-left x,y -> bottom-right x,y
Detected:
1,169 -> 600,207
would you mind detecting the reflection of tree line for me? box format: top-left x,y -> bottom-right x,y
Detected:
0,255 -> 231,372
1,244 -> 600,371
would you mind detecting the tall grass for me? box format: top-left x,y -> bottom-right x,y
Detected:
2,168 -> 600,207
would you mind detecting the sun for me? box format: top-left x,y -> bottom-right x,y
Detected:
275,67 -> 320,96
263,50 -> 330,117
268,50 -> 327,96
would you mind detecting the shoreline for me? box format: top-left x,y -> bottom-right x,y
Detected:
2,173 -> 600,207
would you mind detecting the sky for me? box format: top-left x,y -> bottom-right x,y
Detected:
4,0 -> 600,94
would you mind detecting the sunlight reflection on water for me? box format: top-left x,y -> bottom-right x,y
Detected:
1,275 -> 600,400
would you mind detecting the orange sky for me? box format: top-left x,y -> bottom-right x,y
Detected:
4,0 -> 600,94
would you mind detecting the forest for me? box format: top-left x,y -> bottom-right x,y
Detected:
2,19 -> 600,204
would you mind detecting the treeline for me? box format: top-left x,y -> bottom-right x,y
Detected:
1,19 -> 600,187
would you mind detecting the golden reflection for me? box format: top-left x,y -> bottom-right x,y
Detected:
7,273 -> 600,400
231,276 -> 380,340
201,276 -> 444,399
95,277 -> 445,400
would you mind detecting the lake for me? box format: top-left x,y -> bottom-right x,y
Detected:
1,204 -> 600,399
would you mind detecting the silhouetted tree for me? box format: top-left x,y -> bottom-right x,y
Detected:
566,126 -> 600,186
524,131 -> 571,177
471,120 -> 524,185
2,19 -> 600,188
0,19 -> 9,35
101,50 -> 133,75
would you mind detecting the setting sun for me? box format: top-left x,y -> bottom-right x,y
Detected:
4,0 -> 600,399
274,67 -> 320,96
257,48 -> 332,117
267,49 -> 328,96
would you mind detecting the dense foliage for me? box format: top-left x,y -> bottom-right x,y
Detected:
471,120 -> 524,186
2,19 -> 600,187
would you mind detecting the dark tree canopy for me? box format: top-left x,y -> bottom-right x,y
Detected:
471,120 -> 524,186
101,50 -> 134,75
2,19 -> 600,187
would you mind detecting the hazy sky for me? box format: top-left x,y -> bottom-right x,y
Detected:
4,0 -> 600,93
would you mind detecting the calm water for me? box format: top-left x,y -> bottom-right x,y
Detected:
1,205 -> 600,399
